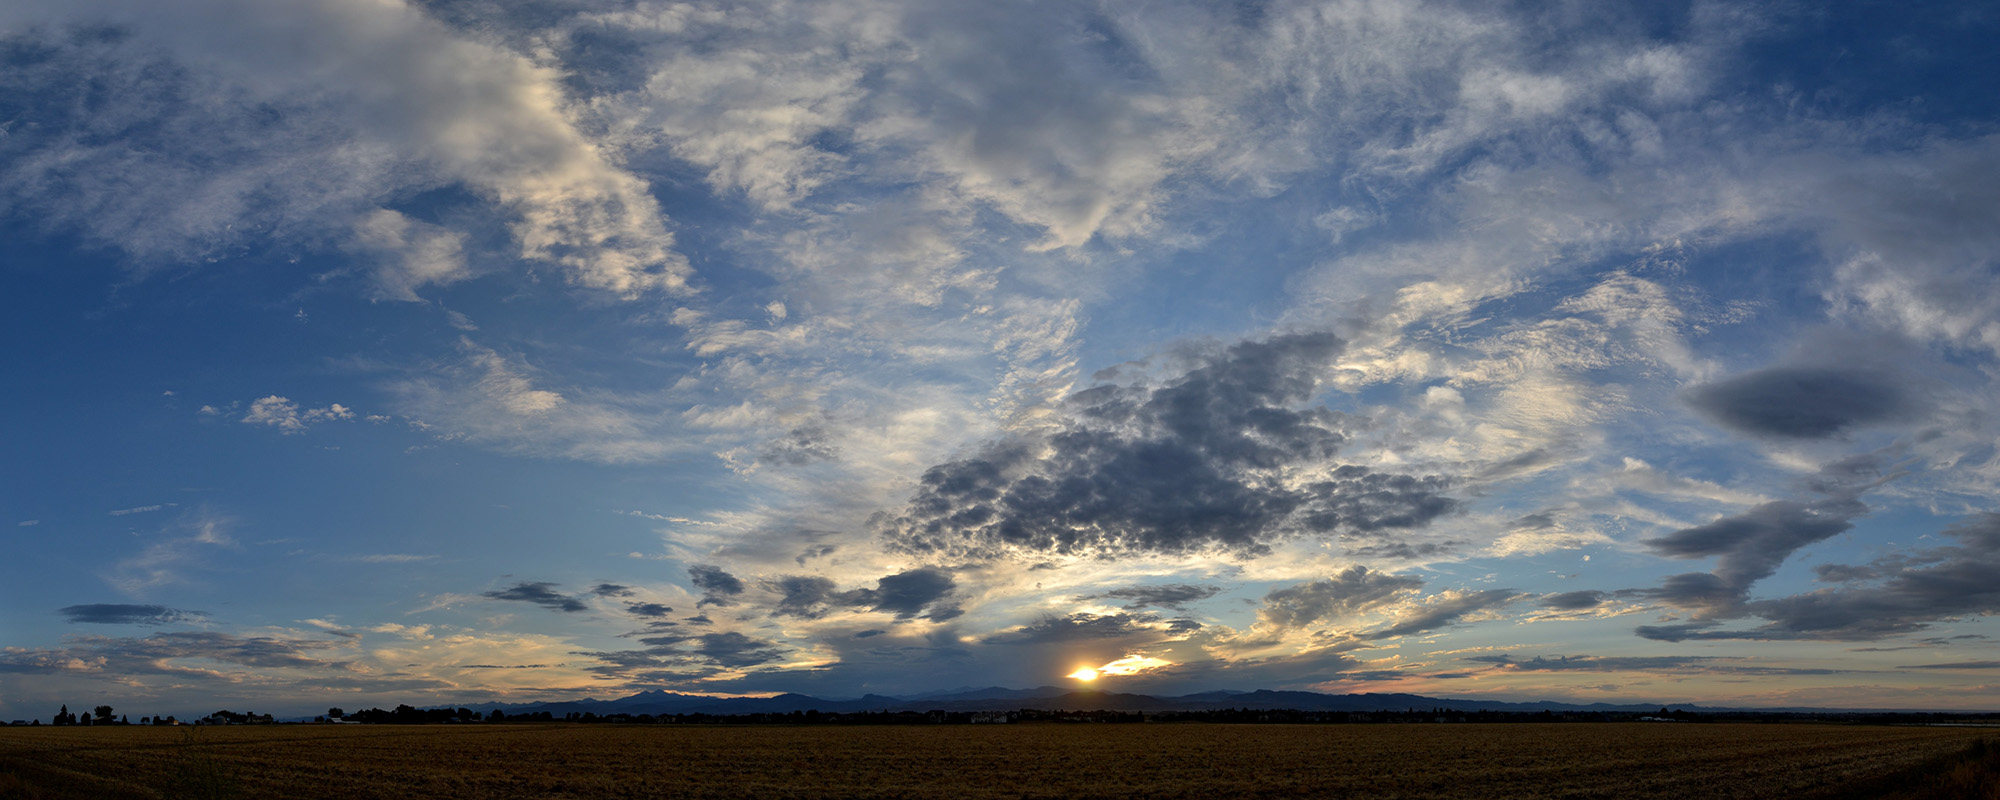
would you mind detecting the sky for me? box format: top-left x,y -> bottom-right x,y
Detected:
3,0 -> 2000,720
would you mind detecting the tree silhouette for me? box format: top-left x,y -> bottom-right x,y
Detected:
94,705 -> 114,722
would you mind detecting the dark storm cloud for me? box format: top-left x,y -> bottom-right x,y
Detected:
1636,451 -> 1888,615
984,612 -> 1157,644
1634,515 -> 2000,642
59,603 -> 205,625
1364,589 -> 1519,639
843,567 -> 960,621
765,568 -> 961,622
624,602 -> 674,618
1684,366 -> 1916,439
767,575 -> 838,618
1541,590 -> 1607,611
688,632 -> 787,668
1260,566 -> 1424,629
482,581 -> 588,612
606,629 -> 792,674
688,564 -> 745,607
879,333 -> 1457,560
591,583 -> 635,597
1090,583 -> 1222,611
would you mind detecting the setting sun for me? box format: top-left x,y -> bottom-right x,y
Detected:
1066,655 -> 1171,682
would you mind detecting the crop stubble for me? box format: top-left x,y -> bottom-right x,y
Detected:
0,722 -> 1987,799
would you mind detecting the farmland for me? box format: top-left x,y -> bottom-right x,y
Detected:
0,722 -> 1990,799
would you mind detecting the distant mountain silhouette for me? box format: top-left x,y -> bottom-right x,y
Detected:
451,687 -> 1728,718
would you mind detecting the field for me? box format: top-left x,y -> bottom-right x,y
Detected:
1,722 -> 1992,799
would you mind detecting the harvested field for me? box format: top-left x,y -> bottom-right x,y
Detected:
0,722 -> 1989,799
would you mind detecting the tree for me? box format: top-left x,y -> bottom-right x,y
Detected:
329,707 -> 344,719
55,704 -> 69,726
94,705 -> 114,722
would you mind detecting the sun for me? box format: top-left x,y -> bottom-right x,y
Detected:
1066,667 -> 1100,681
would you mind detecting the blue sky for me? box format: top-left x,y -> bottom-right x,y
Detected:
5,0 -> 2000,720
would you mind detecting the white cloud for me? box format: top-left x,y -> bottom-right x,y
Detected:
107,509 -> 234,594
240,396 -> 355,434
1,0 -> 687,296
346,208 -> 470,301
385,338 -> 685,464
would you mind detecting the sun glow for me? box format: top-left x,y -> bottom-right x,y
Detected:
1066,655 -> 1171,682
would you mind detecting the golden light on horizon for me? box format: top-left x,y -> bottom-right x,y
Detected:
1066,655 -> 1171,682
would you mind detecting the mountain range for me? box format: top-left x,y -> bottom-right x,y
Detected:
440,687 -> 1736,718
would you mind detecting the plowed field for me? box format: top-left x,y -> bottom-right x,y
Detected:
1,722 -> 1988,799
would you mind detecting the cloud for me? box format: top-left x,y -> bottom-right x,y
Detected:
1541,590 -> 1608,611
1363,589 -> 1520,640
240,396 -> 355,433
841,567 -> 960,622
1684,366 -> 1918,439
1091,584 -> 1223,611
1636,450 -> 1892,615
108,504 -> 171,516
591,584 -> 635,598
756,425 -> 839,468
624,602 -> 674,618
603,631 -> 790,672
1471,654 -> 1855,677
1641,513 -> 2000,642
1898,662 -> 2000,670
345,208 -> 469,301
1642,501 -> 1857,613
0,0 -> 687,296
59,604 -> 205,626
481,582 -> 587,613
688,564 -> 745,608
766,575 -> 838,619
764,568 -> 960,622
1260,567 -> 1424,629
683,632 -> 788,669
984,612 -> 1160,645
0,631 -> 347,675
880,333 -> 1457,560
386,338 -> 682,464
107,510 -> 233,593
